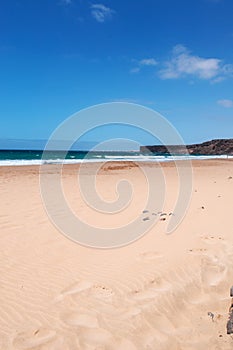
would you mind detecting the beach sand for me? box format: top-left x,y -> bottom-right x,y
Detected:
1,160 -> 233,349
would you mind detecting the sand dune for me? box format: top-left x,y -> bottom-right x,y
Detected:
1,160 -> 233,349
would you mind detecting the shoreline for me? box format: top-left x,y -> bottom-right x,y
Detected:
0,157 -> 233,172
0,154 -> 233,167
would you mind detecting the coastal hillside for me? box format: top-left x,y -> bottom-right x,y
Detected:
140,139 -> 233,155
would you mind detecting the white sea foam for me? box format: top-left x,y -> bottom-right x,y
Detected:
0,155 -> 232,166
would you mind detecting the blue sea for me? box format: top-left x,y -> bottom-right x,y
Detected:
0,149 -> 232,166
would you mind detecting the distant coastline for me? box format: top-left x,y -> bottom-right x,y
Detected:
140,139 -> 233,155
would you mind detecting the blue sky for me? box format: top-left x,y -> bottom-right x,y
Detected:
1,0 -> 233,147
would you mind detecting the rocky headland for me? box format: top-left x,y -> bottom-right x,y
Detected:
140,139 -> 233,155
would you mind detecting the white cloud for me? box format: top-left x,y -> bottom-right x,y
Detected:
130,57 -> 158,74
139,58 -> 158,66
159,45 -> 220,79
91,4 -> 115,23
217,99 -> 233,108
159,45 -> 233,82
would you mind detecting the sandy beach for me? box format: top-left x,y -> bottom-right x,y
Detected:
1,160 -> 233,349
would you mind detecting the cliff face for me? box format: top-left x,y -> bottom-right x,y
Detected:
140,139 -> 233,155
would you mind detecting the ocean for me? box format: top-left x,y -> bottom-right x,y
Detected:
0,149 -> 232,166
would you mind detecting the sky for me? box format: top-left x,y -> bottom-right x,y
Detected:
1,0 -> 233,148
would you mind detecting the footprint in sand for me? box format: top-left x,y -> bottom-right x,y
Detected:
188,248 -> 207,255
130,276 -> 170,301
13,328 -> 56,349
57,280 -> 115,306
90,284 -> 115,301
148,276 -> 171,291
200,235 -> 225,245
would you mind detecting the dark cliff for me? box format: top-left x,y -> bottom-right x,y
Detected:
140,139 -> 233,155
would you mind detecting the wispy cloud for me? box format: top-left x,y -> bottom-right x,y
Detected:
139,58 -> 158,66
159,45 -> 233,82
130,57 -> 158,73
91,4 -> 115,23
217,99 -> 233,108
